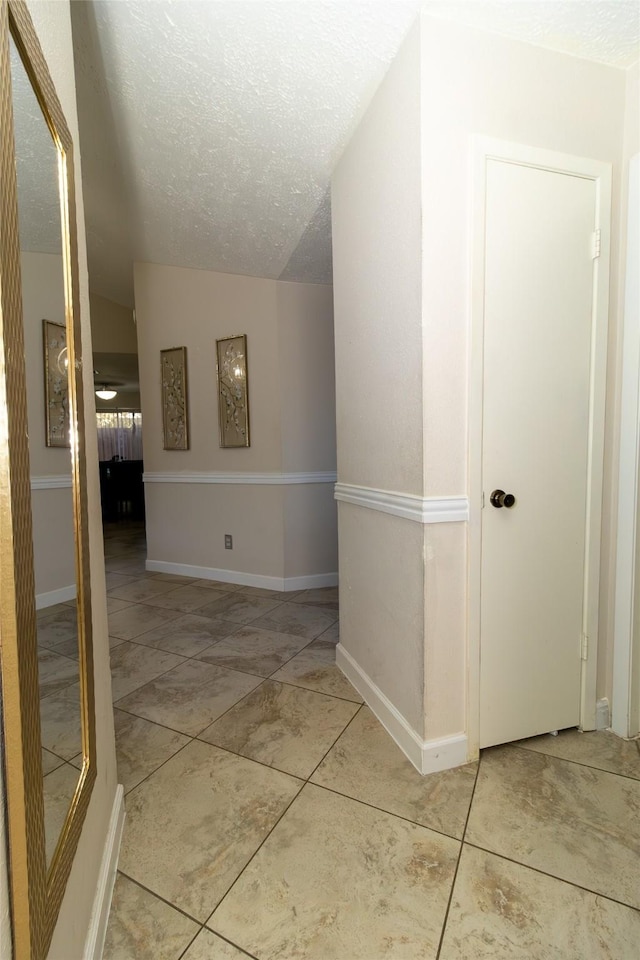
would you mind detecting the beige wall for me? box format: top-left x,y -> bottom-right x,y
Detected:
19,3 -> 118,959
89,291 -> 137,354
21,252 -> 76,599
135,261 -> 336,583
333,20 -> 426,737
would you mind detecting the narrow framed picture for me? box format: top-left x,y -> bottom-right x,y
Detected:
43,318 -> 70,447
161,346 -> 189,450
216,334 -> 250,448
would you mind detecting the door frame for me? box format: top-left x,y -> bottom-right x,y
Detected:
467,137 -> 612,759
612,152 -> 640,739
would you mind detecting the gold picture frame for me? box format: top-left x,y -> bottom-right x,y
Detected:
161,346 -> 189,450
216,334 -> 250,448
0,3 -> 97,958
43,318 -> 69,447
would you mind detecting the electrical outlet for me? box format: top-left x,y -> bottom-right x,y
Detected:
224,534 -> 233,550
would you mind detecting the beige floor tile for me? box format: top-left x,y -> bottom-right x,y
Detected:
149,572 -> 198,584
115,659 -> 262,736
120,740 -> 300,922
195,625 -> 311,677
181,929 -> 250,959
514,728 -> 640,780
108,603 -> 181,641
312,706 -> 477,839
36,602 -> 72,620
143,584 -> 236,614
191,579 -> 244,593
196,595 -> 285,624
36,606 -> 78,648
440,845 -> 640,960
103,873 -> 199,960
43,763 -> 79,865
318,620 -> 339,644
133,614 -> 239,658
251,601 -> 337,639
114,709 -> 191,794
200,680 -> 359,778
107,597 -> 135,616
271,639 -> 363,702
210,783 -> 459,959
466,746 -> 640,908
105,571 -> 139,589
42,748 -> 64,775
40,683 -> 82,759
108,577 -> 182,604
38,648 -> 79,699
235,585 -> 302,601
45,634 -> 80,660
290,587 -> 339,611
106,558 -> 149,577
109,642 -> 185,701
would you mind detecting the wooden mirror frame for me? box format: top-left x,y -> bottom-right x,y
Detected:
0,2 -> 96,957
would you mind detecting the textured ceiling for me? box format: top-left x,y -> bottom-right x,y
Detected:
426,1 -> 640,68
70,1 -> 639,308
10,35 -> 62,255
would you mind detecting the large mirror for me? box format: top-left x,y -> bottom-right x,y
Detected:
0,2 -> 96,958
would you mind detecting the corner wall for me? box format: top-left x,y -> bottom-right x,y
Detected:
332,12 -> 630,770
332,19 -> 428,748
134,262 -> 337,588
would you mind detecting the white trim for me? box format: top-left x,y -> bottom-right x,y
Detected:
468,137 -> 611,755
83,784 -> 125,960
143,471 -> 337,486
30,475 -> 72,490
145,558 -> 338,591
36,585 -> 76,610
595,698 -> 611,732
336,644 -> 469,774
334,484 -> 468,524
613,153 -> 640,739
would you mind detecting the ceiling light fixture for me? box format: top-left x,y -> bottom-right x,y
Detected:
95,385 -> 117,401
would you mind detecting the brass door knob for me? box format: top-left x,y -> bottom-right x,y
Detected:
490,489 -> 516,509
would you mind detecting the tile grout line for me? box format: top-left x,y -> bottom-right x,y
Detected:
508,742 -> 640,783
435,751 -> 483,959
203,704 -> 365,940
462,839 -> 640,914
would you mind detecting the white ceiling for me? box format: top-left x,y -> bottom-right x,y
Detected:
69,1 -> 639,307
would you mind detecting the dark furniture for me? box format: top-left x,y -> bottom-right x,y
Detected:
99,459 -> 145,523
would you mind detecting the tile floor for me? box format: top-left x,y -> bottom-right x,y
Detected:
97,525 -> 640,960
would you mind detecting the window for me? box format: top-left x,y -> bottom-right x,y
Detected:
96,410 -> 143,461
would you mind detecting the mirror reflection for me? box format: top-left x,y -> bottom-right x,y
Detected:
10,34 -> 82,870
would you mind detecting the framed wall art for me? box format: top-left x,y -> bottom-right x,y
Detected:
161,346 -> 189,450
216,334 -> 250,448
43,318 -> 69,447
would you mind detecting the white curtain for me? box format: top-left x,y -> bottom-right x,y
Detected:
96,411 -> 143,461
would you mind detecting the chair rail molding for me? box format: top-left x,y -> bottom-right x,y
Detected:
334,482 -> 469,524
143,471 -> 337,485
30,475 -> 73,490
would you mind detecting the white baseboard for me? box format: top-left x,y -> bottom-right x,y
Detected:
336,644 -> 469,775
36,584 -> 76,610
596,698 -> 610,731
83,785 -> 125,960
145,559 -> 338,592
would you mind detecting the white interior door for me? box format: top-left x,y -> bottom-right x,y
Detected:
479,158 -> 597,749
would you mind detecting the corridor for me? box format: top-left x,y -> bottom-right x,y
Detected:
95,527 -> 640,959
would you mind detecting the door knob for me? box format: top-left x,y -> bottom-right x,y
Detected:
490,489 -> 516,509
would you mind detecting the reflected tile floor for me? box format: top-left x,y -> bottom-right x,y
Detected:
103,526 -> 640,960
